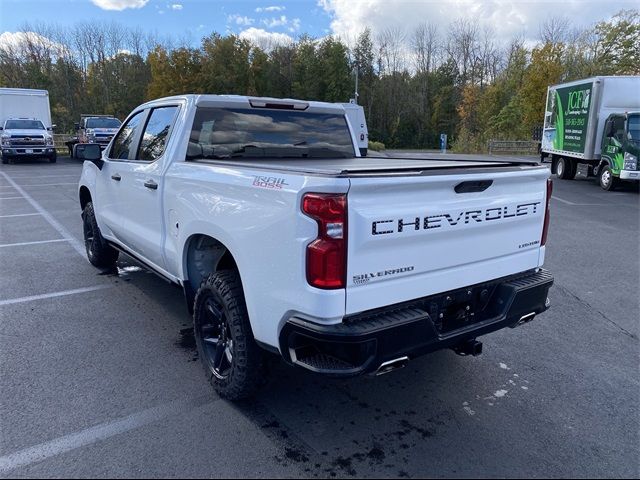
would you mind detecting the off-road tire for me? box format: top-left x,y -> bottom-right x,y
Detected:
193,270 -> 264,400
82,202 -> 119,268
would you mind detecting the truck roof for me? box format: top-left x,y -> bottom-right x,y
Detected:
0,87 -> 49,96
80,114 -> 119,119
548,75 -> 639,89
138,94 -> 346,115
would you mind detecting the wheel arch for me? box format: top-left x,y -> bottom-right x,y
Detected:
79,185 -> 92,211
182,233 -> 241,314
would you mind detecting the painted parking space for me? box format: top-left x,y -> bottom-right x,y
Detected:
0,156 -> 637,478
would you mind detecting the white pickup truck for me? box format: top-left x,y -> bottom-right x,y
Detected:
78,95 -> 554,400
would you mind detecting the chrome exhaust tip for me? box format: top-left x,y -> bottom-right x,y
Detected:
510,312 -> 537,329
520,312 -> 536,323
373,356 -> 409,376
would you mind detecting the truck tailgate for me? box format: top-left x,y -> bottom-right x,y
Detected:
345,166 -> 549,314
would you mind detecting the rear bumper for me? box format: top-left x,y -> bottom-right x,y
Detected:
620,169 -> 640,181
279,269 -> 553,376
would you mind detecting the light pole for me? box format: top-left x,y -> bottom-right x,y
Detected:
353,65 -> 359,105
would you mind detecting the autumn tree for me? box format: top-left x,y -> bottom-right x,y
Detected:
200,34 -> 252,94
1,10 -> 634,147
146,46 -> 203,98
593,10 -> 640,74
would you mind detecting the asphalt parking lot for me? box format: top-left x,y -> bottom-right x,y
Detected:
0,156 -> 638,478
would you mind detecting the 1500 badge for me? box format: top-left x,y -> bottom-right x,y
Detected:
353,266 -> 414,285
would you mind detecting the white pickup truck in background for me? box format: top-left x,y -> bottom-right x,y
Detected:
78,95 -> 554,400
0,88 -> 57,164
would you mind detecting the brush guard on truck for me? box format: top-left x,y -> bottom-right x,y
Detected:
279,269 -> 553,376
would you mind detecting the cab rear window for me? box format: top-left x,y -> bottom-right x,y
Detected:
187,108 -> 355,160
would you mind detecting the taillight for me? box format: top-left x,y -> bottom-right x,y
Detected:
541,178 -> 552,246
302,193 -> 347,289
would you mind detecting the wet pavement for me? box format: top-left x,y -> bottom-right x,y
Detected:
0,156 -> 638,478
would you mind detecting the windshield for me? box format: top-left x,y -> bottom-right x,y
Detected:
187,108 -> 355,160
86,117 -> 121,129
4,119 -> 45,130
627,115 -> 640,143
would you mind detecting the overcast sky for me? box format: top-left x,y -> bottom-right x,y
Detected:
0,0 -> 635,48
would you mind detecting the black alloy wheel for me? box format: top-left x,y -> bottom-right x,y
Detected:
193,271 -> 264,400
82,202 -> 119,268
198,295 -> 234,379
83,211 -> 96,261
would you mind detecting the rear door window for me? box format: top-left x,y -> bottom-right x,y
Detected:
137,106 -> 179,161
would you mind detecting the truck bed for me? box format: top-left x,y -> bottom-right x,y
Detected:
190,154 -> 541,177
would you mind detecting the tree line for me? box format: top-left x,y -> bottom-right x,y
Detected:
0,10 -> 638,151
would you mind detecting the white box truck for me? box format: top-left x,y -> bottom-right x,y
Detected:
0,87 -> 57,163
541,76 -> 640,190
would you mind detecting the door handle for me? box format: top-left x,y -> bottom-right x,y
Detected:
111,174 -> 121,181
144,180 -> 158,190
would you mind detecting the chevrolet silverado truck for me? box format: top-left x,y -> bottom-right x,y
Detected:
1,118 -> 57,164
77,95 -> 554,400
0,88 -> 57,164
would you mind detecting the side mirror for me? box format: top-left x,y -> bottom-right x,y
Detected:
606,121 -> 615,138
74,143 -> 104,169
74,122 -> 80,131
0,126 -> 3,131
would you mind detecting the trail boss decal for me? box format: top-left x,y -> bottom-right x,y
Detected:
372,202 -> 541,235
353,266 -> 415,285
252,176 -> 289,190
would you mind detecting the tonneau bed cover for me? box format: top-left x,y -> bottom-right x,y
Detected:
191,154 -> 541,177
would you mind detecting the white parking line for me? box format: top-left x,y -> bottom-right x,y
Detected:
551,195 -> 577,205
0,285 -> 111,306
0,213 -> 41,218
14,182 -> 77,187
0,396 -> 214,473
0,239 -> 68,248
6,174 -> 79,178
0,196 -> 24,200
551,195 -> 606,206
0,172 -> 85,257
4,172 -> 79,177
